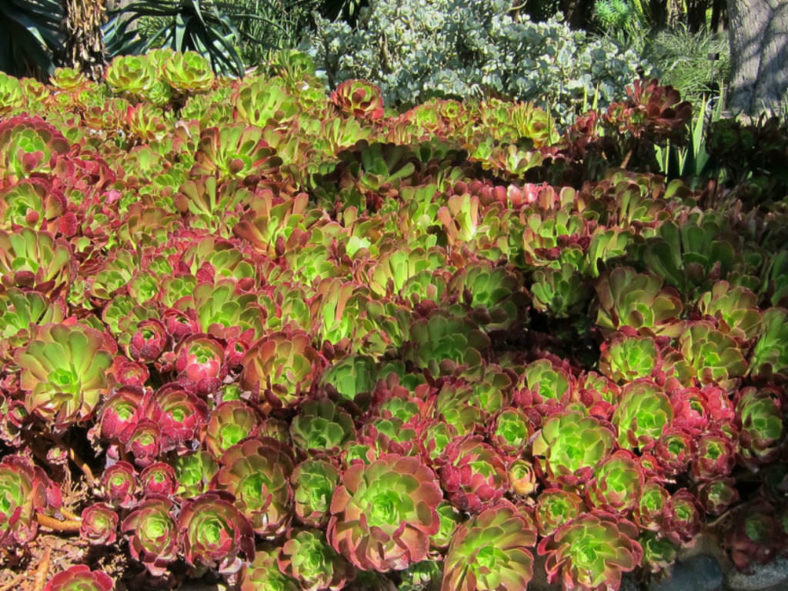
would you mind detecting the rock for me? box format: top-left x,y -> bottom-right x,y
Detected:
649,554 -> 723,591
725,557 -> 788,591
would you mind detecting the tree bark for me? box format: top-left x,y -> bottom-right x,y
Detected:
63,0 -> 107,81
727,0 -> 788,115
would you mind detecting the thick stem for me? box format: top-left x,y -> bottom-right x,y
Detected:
68,446 -> 97,488
36,512 -> 82,533
60,507 -> 82,521
0,574 -> 26,591
31,547 -> 51,591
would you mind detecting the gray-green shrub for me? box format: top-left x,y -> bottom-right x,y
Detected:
308,0 -> 649,125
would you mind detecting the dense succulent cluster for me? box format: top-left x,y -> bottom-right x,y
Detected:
0,51 -> 786,591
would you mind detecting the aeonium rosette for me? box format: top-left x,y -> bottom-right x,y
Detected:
128,318 -> 169,363
43,565 -> 114,591
240,547 -> 299,591
204,400 -> 261,458
80,503 -> 118,546
122,496 -> 179,577
211,437 -> 295,538
175,334 -> 227,396
331,79 -> 385,120
278,529 -> 354,591
439,435 -> 508,513
663,489 -> 703,545
139,462 -> 178,496
125,419 -> 161,468
94,386 -> 144,445
147,383 -> 208,453
532,409 -> 616,487
327,454 -> 442,571
612,379 -> 673,450
536,489 -> 586,537
179,492 -> 255,577
240,328 -> 327,412
736,386 -> 784,466
16,322 -> 114,428
0,229 -> 74,296
441,499 -> 537,591
0,454 -> 60,546
679,321 -> 748,390
290,398 -> 356,456
586,450 -> 644,515
538,511 -> 643,591
100,461 -> 138,509
291,459 -> 342,528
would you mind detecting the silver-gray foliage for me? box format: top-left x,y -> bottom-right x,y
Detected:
307,0 -> 649,125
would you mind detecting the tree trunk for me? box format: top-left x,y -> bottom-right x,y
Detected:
63,0 -> 107,81
727,0 -> 788,115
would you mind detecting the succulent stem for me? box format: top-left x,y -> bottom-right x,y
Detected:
32,546 -> 51,591
36,512 -> 82,533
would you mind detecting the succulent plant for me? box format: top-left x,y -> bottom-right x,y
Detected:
240,547 -> 300,591
439,435 -> 508,513
174,334 -> 227,396
212,437 -> 295,538
697,478 -> 740,516
43,566 -> 114,591
80,503 -> 119,546
148,385 -> 208,453
691,433 -> 735,481
327,454 -> 442,571
725,502 -> 785,570
535,489 -> 586,537
639,531 -> 678,574
290,399 -> 356,456
532,410 -> 616,486
0,455 -> 58,546
234,76 -> 300,128
278,529 -> 354,591
139,462 -> 178,496
16,322 -> 114,427
663,489 -> 703,545
489,408 -> 532,455
240,328 -> 326,412
204,400 -> 261,458
0,228 -> 74,296
531,264 -> 592,318
538,512 -> 643,591
162,51 -> 215,94
407,311 -> 490,377
121,497 -> 179,577
105,55 -> 157,99
0,116 -> 70,182
191,123 -> 281,181
749,307 -> 788,380
599,331 -> 660,383
697,281 -> 762,341
0,177 -> 66,232
179,492 -> 256,576
173,451 -> 219,498
586,450 -> 644,515
679,321 -> 748,389
736,386 -> 784,465
0,72 -> 24,115
331,79 -> 385,120
612,379 -> 673,450
292,459 -> 342,528
595,267 -> 683,337
442,499 -> 536,591
100,461 -> 138,509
